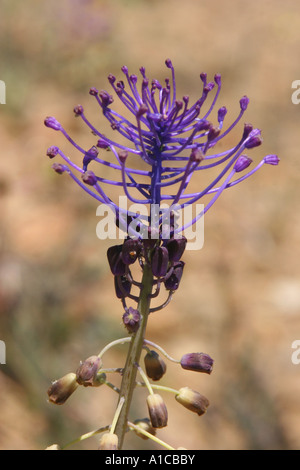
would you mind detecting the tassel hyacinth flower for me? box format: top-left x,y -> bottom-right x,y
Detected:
44,59 -> 279,450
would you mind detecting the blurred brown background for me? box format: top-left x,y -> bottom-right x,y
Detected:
0,0 -> 300,450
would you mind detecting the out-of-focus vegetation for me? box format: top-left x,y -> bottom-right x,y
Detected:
0,0 -> 300,450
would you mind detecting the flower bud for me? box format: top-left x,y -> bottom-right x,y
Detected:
234,155 -> 252,172
44,116 -> 62,131
114,275 -> 132,299
144,350 -> 167,381
151,246 -> 169,278
166,237 -> 187,262
264,154 -> 280,165
164,261 -> 185,291
133,418 -> 156,440
122,238 -> 142,265
146,394 -> 168,428
47,373 -> 78,405
122,307 -> 141,334
76,355 -> 102,387
98,433 -> 118,450
107,245 -> 126,276
180,353 -> 214,374
175,387 -> 209,416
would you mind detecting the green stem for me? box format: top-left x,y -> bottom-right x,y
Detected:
114,262 -> 153,449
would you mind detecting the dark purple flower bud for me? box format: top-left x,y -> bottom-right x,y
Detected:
52,163 -> 66,174
234,155 -> 253,172
151,246 -> 169,278
121,65 -> 128,74
190,148 -> 204,163
166,237 -> 187,262
99,90 -> 113,107
108,73 -> 116,84
133,418 -> 156,440
214,73 -> 221,86
122,238 -> 142,265
164,261 -> 185,291
175,387 -> 210,416
122,307 -> 141,334
245,133 -> 263,149
144,350 -> 167,381
47,146 -> 59,158
200,72 -> 207,84
73,105 -> 84,116
89,87 -> 98,96
165,58 -> 173,68
97,138 -> 109,149
82,170 -> 98,186
240,95 -> 249,111
264,154 -> 280,165
196,120 -> 211,132
207,126 -> 221,141
130,74 -> 138,84
118,150 -> 128,163
83,146 -> 99,170
242,123 -> 254,140
114,275 -> 132,299
180,353 -> 214,374
147,394 -> 168,428
136,103 -> 148,118
107,245 -> 126,276
76,355 -> 102,387
44,116 -> 62,131
47,373 -> 78,405
218,106 -> 227,123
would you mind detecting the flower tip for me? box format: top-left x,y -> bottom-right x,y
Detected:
44,116 -> 61,131
47,146 -> 59,158
240,95 -> 250,111
52,162 -> 66,174
234,155 -> 253,172
118,150 -> 128,164
82,170 -> 98,186
73,105 -> 84,116
165,58 -> 173,68
264,154 -> 280,165
89,87 -> 98,96
214,73 -> 221,85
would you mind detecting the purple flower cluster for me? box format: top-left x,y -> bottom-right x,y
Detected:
45,59 -> 279,239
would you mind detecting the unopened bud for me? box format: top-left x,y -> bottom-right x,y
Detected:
151,246 -> 169,278
133,418 -> 156,440
146,394 -> 168,428
144,350 -> 167,381
47,373 -> 78,405
166,237 -> 187,262
76,356 -> 102,387
175,387 -> 209,416
107,245 -> 126,276
98,433 -> 118,450
180,353 -> 214,374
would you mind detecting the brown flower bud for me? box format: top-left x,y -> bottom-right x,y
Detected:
47,373 -> 78,405
175,387 -> 209,416
133,418 -> 156,440
144,350 -> 167,381
76,355 -> 102,387
146,393 -> 168,428
98,433 -> 118,450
